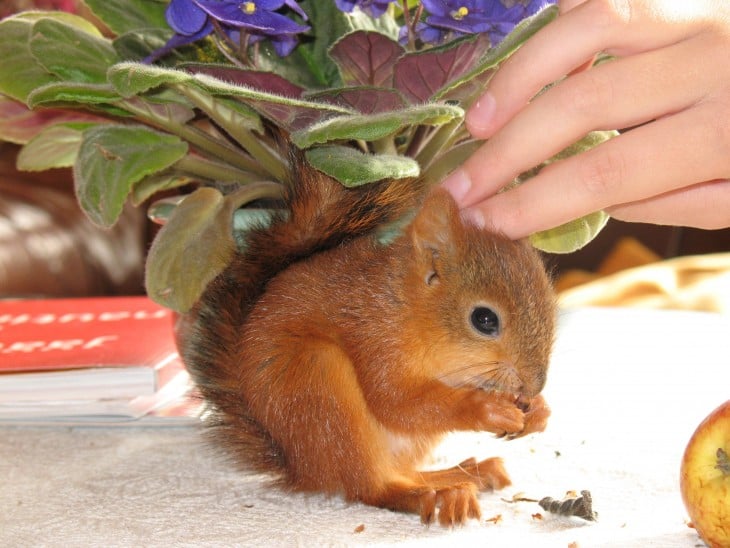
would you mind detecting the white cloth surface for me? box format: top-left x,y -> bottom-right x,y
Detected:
1,307 -> 729,547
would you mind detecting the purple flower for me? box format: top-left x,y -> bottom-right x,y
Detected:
501,0 -> 556,19
145,0 -> 214,63
334,0 -> 396,18
147,0 -> 310,61
168,0 -> 211,35
418,0 -> 555,45
194,0 -> 310,57
194,0 -> 309,35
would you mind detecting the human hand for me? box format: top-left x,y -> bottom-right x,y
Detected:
442,0 -> 730,239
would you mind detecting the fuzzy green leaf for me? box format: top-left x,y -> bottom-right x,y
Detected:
305,145 -> 419,186
182,64 -> 306,97
530,212 -> 609,254
113,28 -> 175,61
526,130 -> 617,253
145,188 -> 233,312
29,18 -> 119,84
132,173 -> 192,206
423,139 -> 483,186
17,123 -> 94,171
74,125 -> 188,227
176,86 -> 263,133
108,63 -> 352,130
82,0 -> 168,36
27,82 -> 123,108
145,187 -> 258,312
15,10 -> 104,34
0,17 -> 56,102
291,103 -> 463,148
193,73 -> 354,130
0,96 -> 102,145
108,62 -> 193,97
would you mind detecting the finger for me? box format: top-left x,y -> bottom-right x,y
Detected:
455,36 -> 713,207
467,0 -> 711,139
558,0 -> 587,13
608,179 -> 730,229
461,102 -> 730,239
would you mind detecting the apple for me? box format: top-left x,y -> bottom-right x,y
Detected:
680,400 -> 730,548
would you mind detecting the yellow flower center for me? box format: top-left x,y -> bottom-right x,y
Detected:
241,2 -> 256,15
451,6 -> 469,20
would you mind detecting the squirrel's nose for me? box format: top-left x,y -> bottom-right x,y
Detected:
520,368 -> 547,398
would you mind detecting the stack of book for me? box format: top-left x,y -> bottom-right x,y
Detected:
0,296 -> 202,425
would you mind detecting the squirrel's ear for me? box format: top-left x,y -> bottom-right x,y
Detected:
409,188 -> 461,259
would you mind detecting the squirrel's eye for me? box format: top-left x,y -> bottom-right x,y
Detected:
470,306 -> 500,337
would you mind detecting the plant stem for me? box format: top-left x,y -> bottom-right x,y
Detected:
400,0 -> 416,51
372,136 -> 398,155
174,85 -> 287,181
174,154 -> 263,185
120,98 -> 269,176
421,138 -> 482,187
404,124 -> 430,157
414,118 -> 462,169
227,180 -> 286,206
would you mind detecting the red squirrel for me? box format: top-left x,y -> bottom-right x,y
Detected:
182,154 -> 556,526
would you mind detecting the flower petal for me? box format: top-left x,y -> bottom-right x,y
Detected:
334,0 -> 357,12
167,0 -> 209,35
421,0 -> 450,17
284,0 -> 308,20
194,0 -> 308,34
144,21 -> 214,63
425,14 -> 491,34
269,33 -> 300,56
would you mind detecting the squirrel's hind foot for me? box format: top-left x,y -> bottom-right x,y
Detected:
419,482 -> 481,526
419,456 -> 511,492
369,457 -> 511,527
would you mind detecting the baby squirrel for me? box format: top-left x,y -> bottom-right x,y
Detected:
183,155 -> 556,526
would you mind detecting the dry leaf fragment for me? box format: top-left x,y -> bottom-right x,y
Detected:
501,492 -> 539,503
539,490 -> 597,522
485,514 -> 503,525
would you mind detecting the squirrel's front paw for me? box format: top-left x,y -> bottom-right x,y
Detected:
460,390 -> 525,434
504,394 -> 551,439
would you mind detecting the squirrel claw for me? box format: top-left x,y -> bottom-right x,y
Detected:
508,394 -> 551,439
418,483 -> 481,527
488,394 -> 550,440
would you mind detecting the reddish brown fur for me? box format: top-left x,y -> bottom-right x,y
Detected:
182,160 -> 556,526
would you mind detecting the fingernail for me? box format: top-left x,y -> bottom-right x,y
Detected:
441,168 -> 472,203
461,207 -> 485,229
466,91 -> 496,136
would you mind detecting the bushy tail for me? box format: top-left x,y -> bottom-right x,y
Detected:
180,152 -> 424,475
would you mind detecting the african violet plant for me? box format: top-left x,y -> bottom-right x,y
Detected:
0,0 -> 612,312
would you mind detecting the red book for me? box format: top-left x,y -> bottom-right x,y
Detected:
0,296 -> 184,405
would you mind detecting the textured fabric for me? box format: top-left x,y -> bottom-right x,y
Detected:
559,252 -> 730,313
2,307 -> 728,547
